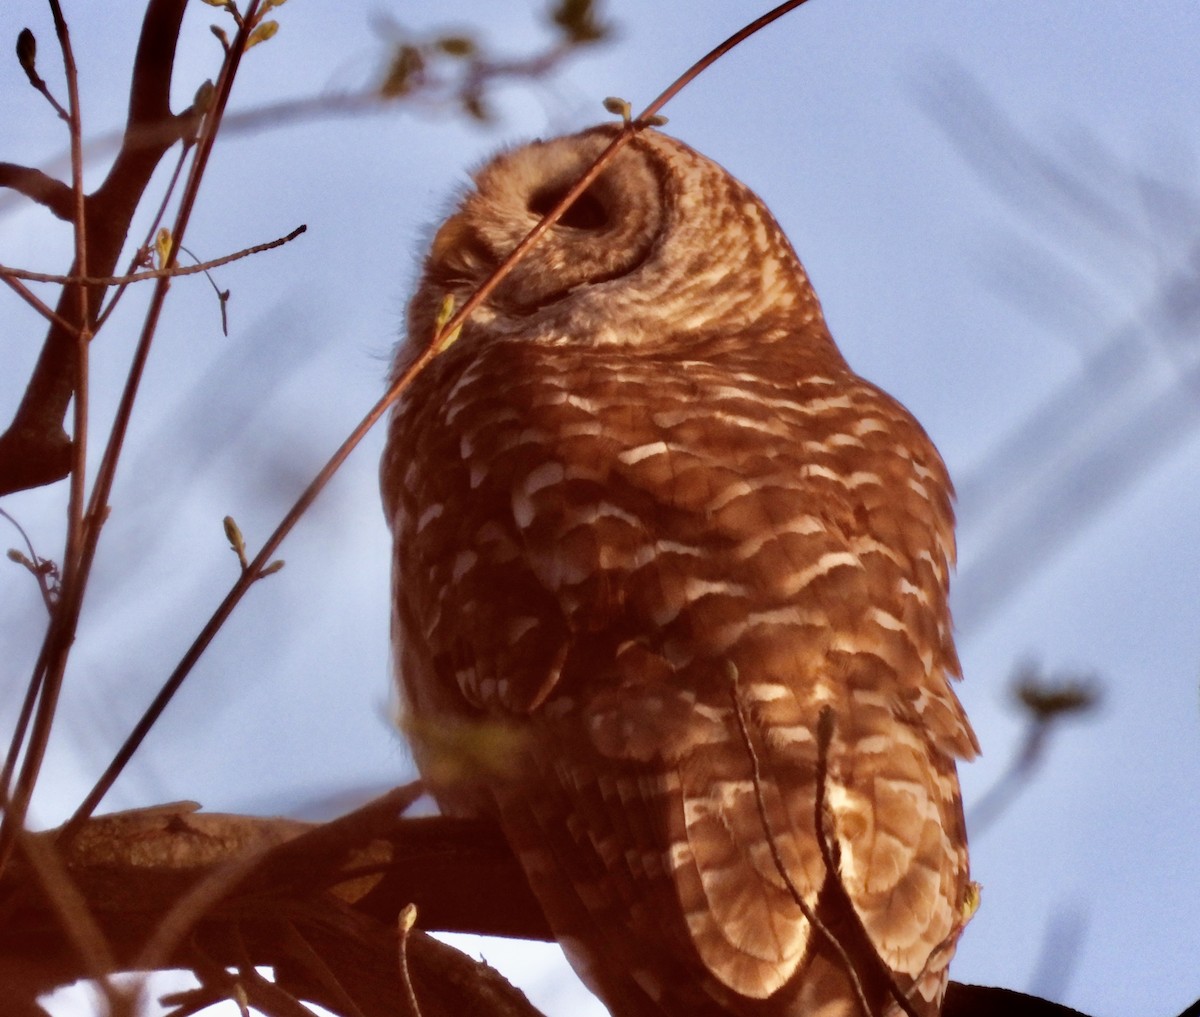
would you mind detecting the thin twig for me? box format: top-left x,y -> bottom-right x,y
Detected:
232,931 -> 316,1017
397,903 -> 423,1017
15,826 -> 126,1013
0,271 -> 79,332
0,0 -> 97,886
0,506 -> 57,612
15,27 -> 69,122
94,137 -> 195,331
0,225 -> 307,287
726,668 -> 875,1017
49,0 -> 91,575
280,920 -> 370,1017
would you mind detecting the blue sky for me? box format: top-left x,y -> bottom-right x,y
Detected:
3,3 -> 1199,1015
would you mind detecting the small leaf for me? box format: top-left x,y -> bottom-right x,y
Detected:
223,515 -> 242,548
550,0 -> 608,44
436,35 -> 476,57
262,0 -> 289,10
154,228 -> 173,269
961,881 -> 982,923
7,548 -> 30,567
641,113 -> 669,127
246,20 -> 279,49
200,0 -> 228,6
380,44 -> 423,98
461,92 -> 490,122
1012,663 -> 1101,722
432,294 -> 462,354
16,28 -> 36,75
192,79 -> 215,116
210,24 -> 230,51
223,515 -> 249,571
398,903 -> 418,933
602,96 -> 631,124
259,559 -> 285,578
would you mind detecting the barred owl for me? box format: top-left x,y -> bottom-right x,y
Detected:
382,125 -> 978,1017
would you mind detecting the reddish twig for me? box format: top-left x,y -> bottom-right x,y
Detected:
0,225 -> 306,288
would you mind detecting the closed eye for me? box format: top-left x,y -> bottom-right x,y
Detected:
528,184 -> 610,230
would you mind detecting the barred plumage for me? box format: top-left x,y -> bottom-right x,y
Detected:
382,125 -> 977,1016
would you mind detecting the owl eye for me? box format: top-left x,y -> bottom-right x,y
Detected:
527,183 -> 610,230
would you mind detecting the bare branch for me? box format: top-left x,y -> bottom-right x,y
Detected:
0,224 -> 307,287
0,270 -> 78,333
0,161 -> 72,218
0,0 -> 190,497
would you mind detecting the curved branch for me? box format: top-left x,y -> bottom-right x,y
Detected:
0,162 -> 72,220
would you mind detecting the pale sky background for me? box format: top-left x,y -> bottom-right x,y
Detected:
2,3 -> 1199,1016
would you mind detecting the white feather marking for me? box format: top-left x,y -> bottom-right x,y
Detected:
655,539 -> 706,557
767,724 -> 815,747
523,461 -> 566,496
849,536 -> 905,565
442,368 -> 485,424
908,456 -> 939,482
850,417 -> 890,437
907,476 -> 931,499
711,779 -> 756,810
450,550 -> 477,583
742,682 -> 791,704
868,607 -> 906,632
691,703 -> 728,725
415,503 -> 443,533
668,840 -> 694,872
679,577 -> 743,601
898,577 -> 931,604
845,471 -> 883,489
683,797 -> 714,827
779,550 -> 859,597
853,734 -> 893,755
745,605 -> 825,629
618,440 -> 672,465
733,514 -> 827,559
704,479 -> 762,513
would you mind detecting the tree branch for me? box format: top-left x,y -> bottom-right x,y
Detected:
0,224 -> 307,288
0,789 -> 1125,1016
0,0 -> 189,496
0,162 -> 73,219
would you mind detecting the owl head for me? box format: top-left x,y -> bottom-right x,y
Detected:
402,126 -> 833,365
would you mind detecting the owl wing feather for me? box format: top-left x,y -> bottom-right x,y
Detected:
386,328 -> 974,1014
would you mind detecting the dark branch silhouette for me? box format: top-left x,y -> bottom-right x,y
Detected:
0,0 -> 192,496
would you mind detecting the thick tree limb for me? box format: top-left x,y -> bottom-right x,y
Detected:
0,786 -> 1166,1016
0,787 -> 547,1016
